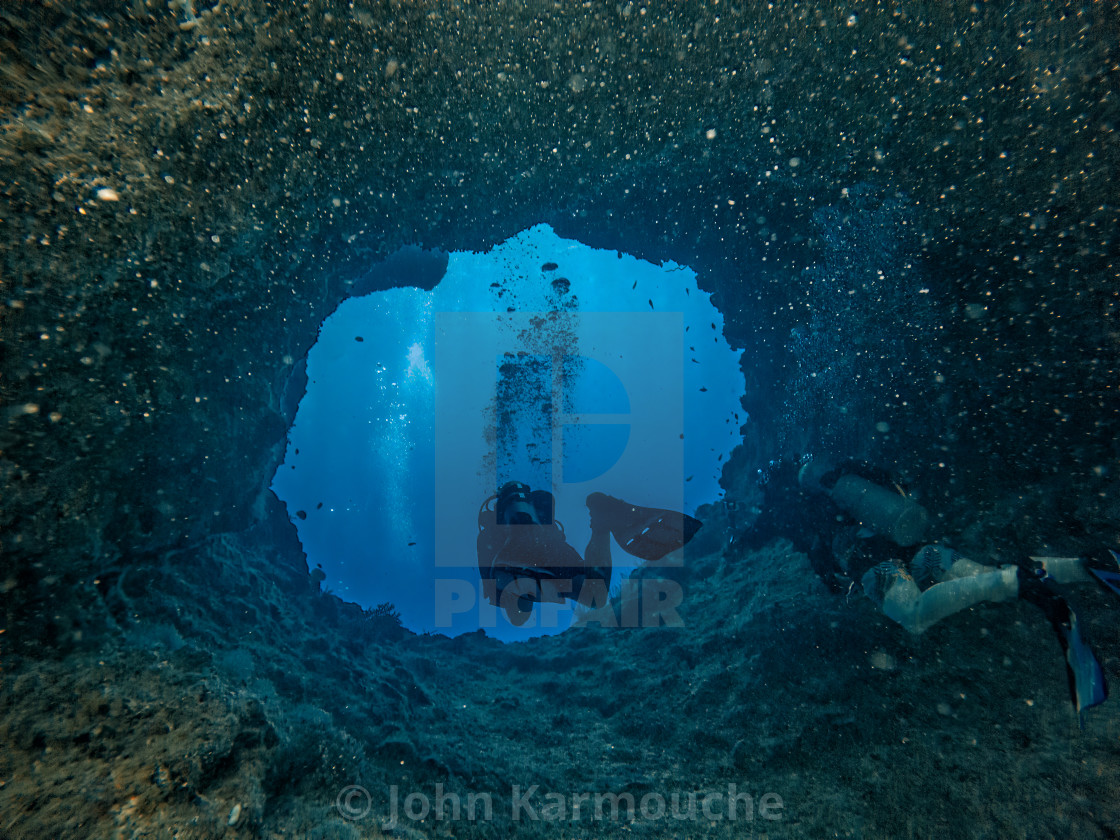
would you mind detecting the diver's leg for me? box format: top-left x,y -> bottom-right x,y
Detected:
584,524 -> 612,581
585,492 -> 701,563
943,556 -> 998,579
864,561 -> 1019,635
926,549 -> 1097,587
575,517 -> 613,607
868,548 -> 1106,713
584,495 -> 615,580
1029,556 -> 1095,584
1019,572 -> 1108,714
585,525 -> 611,573
1031,551 -> 1120,597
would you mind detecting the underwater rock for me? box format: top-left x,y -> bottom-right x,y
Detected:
0,0 -> 1117,837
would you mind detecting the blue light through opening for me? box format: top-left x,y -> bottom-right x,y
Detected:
271,224 -> 745,641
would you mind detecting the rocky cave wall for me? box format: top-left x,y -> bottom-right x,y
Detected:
1,0 -> 1118,660
2,2 -> 1120,837
4,0 -> 1115,636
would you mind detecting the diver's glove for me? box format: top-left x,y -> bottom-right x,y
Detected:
861,561 -> 907,608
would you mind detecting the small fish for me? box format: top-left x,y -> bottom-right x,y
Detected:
355,336 -> 364,342
648,299 -> 654,309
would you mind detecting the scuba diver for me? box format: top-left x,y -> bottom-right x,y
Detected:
477,481 -> 703,626
746,457 -> 1120,721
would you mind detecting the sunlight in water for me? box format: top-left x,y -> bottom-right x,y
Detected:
272,224 -> 745,640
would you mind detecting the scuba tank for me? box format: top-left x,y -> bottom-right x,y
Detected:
798,459 -> 930,547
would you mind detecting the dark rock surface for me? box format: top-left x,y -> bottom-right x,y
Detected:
2,517 -> 1118,837
1,1 -> 1118,837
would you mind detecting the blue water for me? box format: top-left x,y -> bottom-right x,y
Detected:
272,224 -> 743,640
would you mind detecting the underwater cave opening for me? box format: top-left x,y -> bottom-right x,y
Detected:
271,224 -> 745,641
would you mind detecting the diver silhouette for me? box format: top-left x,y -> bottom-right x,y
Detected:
477,481 -> 703,626
747,456 -> 1119,720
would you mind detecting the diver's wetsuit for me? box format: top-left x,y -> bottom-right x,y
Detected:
748,458 -> 1112,716
477,481 -> 703,625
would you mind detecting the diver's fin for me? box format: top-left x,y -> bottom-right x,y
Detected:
1087,549 -> 1120,598
620,511 -> 703,562
586,493 -> 702,562
1019,573 -> 1108,722
1060,608 -> 1108,721
1090,568 -> 1120,598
